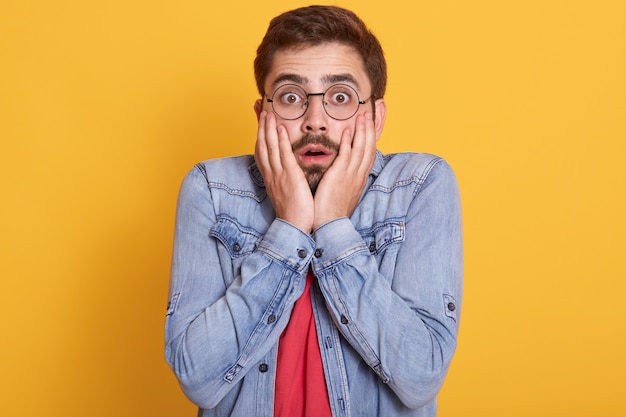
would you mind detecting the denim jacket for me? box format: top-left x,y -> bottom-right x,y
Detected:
165,150 -> 463,417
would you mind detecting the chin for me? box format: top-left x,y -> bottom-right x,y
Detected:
303,166 -> 326,195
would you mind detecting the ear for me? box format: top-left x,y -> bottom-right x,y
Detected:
254,99 -> 263,121
373,99 -> 387,141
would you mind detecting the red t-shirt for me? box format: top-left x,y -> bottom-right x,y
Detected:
274,270 -> 332,417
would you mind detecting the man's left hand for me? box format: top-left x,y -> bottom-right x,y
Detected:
312,112 -> 377,230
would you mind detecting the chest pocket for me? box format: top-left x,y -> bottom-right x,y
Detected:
359,219 -> 405,256
210,215 -> 261,258
359,220 -> 405,285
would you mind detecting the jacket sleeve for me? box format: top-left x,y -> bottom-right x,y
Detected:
311,158 -> 463,409
164,165 -> 315,409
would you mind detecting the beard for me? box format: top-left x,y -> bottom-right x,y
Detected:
291,133 -> 339,195
302,165 -> 324,195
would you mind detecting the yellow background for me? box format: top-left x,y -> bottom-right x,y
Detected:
1,0 -> 624,415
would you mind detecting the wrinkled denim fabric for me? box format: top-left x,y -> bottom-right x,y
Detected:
165,151 -> 463,417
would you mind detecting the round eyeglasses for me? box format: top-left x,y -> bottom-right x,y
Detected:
266,83 -> 373,121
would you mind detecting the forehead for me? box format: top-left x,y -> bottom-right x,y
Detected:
265,42 -> 370,92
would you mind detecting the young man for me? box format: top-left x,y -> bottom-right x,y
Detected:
165,5 -> 463,417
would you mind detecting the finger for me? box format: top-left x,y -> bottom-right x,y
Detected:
254,111 -> 270,171
363,112 -> 377,157
264,112 -> 284,173
276,124 -> 299,171
357,112 -> 377,175
347,113 -> 367,172
341,126 -> 354,157
329,127 -> 352,172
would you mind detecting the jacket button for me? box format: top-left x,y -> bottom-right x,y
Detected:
447,302 -> 456,312
297,249 -> 307,258
340,315 -> 349,325
259,363 -> 269,373
267,314 -> 276,324
369,242 -> 376,253
232,243 -> 241,252
314,248 -> 323,258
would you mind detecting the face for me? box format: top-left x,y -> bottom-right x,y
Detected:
254,42 -> 386,192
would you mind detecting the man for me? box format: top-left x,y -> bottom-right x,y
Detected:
165,5 -> 463,417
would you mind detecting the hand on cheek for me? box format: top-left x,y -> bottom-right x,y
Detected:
254,111 -> 315,232
313,112 -> 377,230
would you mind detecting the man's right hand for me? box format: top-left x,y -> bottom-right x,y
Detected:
254,111 -> 315,233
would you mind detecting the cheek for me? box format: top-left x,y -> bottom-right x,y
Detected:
275,121 -> 300,142
333,120 -> 356,138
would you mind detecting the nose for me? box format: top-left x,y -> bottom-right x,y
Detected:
302,94 -> 328,134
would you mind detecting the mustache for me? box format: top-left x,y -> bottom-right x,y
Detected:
292,134 -> 339,153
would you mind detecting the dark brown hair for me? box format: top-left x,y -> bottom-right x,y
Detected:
254,5 -> 387,99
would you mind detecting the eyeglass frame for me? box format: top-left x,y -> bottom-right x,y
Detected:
265,83 -> 375,121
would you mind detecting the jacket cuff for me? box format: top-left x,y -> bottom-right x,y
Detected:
311,217 -> 367,271
256,218 -> 317,273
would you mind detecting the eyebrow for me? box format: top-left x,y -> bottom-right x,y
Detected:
271,73 -> 361,91
322,73 -> 360,88
272,73 -> 309,89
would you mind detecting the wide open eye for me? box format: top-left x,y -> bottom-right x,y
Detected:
275,85 -> 306,106
326,84 -> 357,106
332,92 -> 349,104
281,92 -> 302,105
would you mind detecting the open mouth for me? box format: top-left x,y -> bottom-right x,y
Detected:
297,145 -> 334,165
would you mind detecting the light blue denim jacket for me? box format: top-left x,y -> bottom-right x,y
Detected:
165,150 -> 463,417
